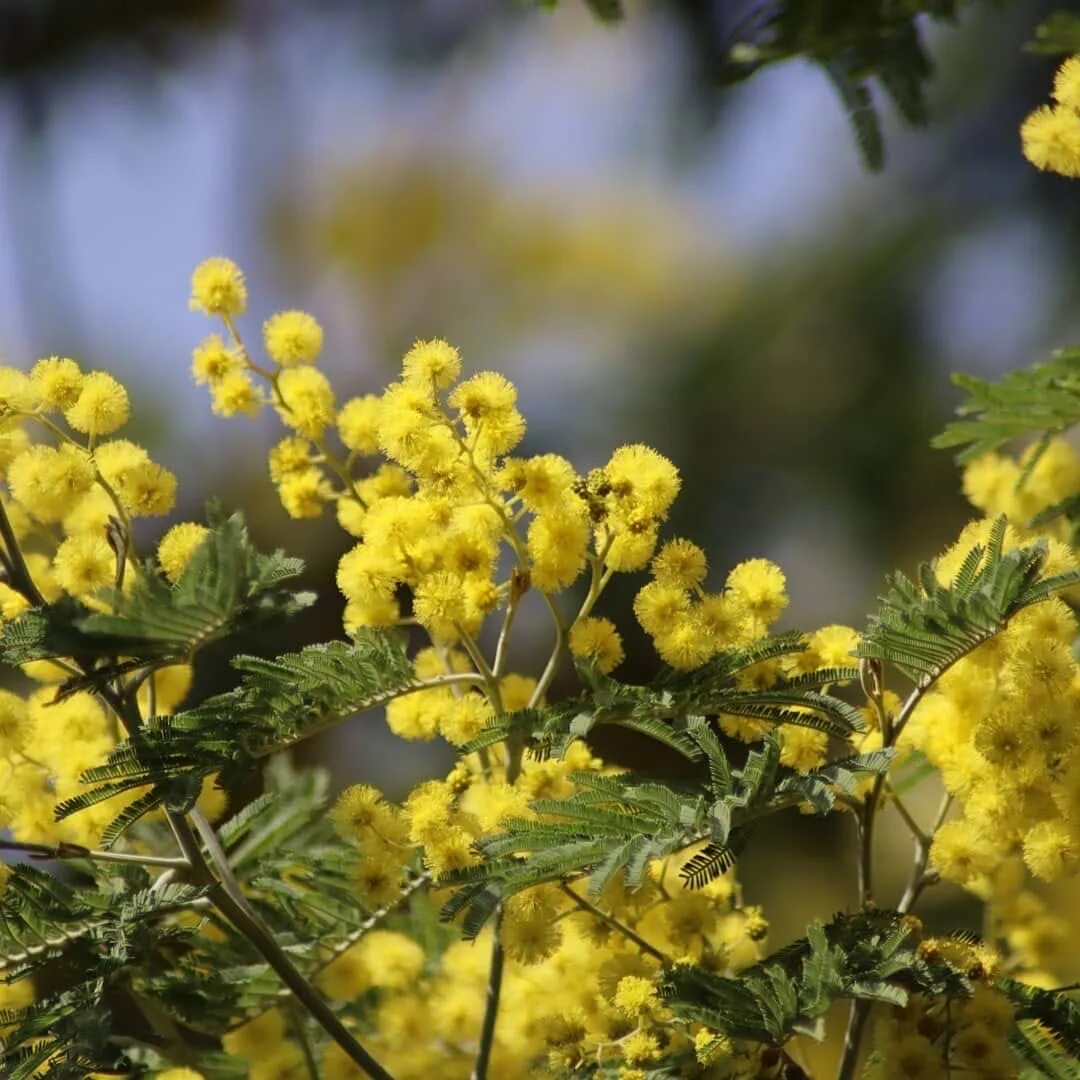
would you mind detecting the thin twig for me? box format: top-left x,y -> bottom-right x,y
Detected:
0,497 -> 44,606
558,883 -> 671,966
101,686 -> 395,1080
471,921 -> 505,1080
0,838 -> 190,871
288,1002 -> 320,1080
897,792 -> 951,916
837,682 -> 925,1080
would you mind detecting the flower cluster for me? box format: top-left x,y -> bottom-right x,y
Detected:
1021,54 -> 1080,177
183,257 -> 833,1077
910,442 -> 1080,896
285,757 -> 773,1079
866,965 -> 1016,1080
0,358 -> 209,849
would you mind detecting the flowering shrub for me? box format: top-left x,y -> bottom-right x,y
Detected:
3,58 -> 1080,1080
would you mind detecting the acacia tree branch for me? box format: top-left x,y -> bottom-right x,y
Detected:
101,684 -> 395,1080
0,838 -> 190,871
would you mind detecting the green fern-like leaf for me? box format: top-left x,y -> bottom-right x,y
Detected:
859,516 -> 1080,687
932,348 -> 1080,463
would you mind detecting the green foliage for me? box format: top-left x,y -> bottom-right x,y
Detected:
659,910 -> 965,1045
54,630 -> 418,841
1027,10 -> 1080,55
133,759 -> 426,1031
0,864 -> 205,1078
467,631 -> 865,763
858,516 -> 1080,688
440,724 -> 892,933
541,0 -> 1031,168
0,511 -> 312,688
932,348 -> 1080,464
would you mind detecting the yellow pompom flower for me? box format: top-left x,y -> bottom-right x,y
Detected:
332,784 -> 403,843
402,338 -> 462,389
500,453 -> 577,515
633,581 -> 690,638
622,1031 -> 662,1065
1021,104 -> 1080,177
210,370 -> 263,418
440,694 -> 494,746
189,256 -> 247,317
337,394 -> 382,455
278,468 -> 333,519
64,371 -> 130,436
808,624 -> 859,667
606,444 -> 681,521
0,367 -> 41,417
275,365 -> 335,438
221,1008 -> 285,1060
191,334 -> 242,385
30,357 -> 83,409
116,460 -> 177,517
267,436 -> 311,483
156,1069 -> 204,1080
93,438 -> 149,486
354,842 -> 410,906
386,687 -> 452,740
613,975 -> 659,1017
778,724 -> 828,772
726,558 -> 788,624
53,533 -> 115,598
651,538 -> 707,588
501,673 -> 537,711
698,592 -> 753,651
412,571 -> 467,639
0,428 -> 29,479
0,583 -> 31,622
141,664 -> 194,715
1023,819 -> 1079,882
527,509 -> 589,592
354,930 -> 426,990
157,522 -> 210,583
604,522 -> 659,573
264,309 -> 324,367
501,888 -> 564,965
930,818 -> 1000,885
8,444 -> 95,523
654,614 -> 714,670
569,616 -> 624,674
1053,54 -> 1080,110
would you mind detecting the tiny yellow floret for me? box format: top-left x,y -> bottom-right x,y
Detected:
30,357 -> 83,410
1053,54 -> 1080,111
64,371 -> 130,436
189,256 -> 247,317
1021,104 -> 1080,177
264,310 -> 324,367
191,334 -> 242,386
53,533 -> 115,597
402,338 -> 462,390
157,523 -> 210,583
569,616 -> 624,674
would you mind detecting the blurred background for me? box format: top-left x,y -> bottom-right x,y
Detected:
2,0 -> 1079,1059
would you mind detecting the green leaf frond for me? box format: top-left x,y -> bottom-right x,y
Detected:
439,731 -> 888,931
1012,1019 -> 1080,1079
660,909 -> 968,1046
64,630 -> 417,839
1028,11 -> 1080,56
858,516 -> 1080,687
476,634 -> 862,770
932,348 -> 1080,463
0,512 -> 312,678
1002,977 -> 1080,1060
